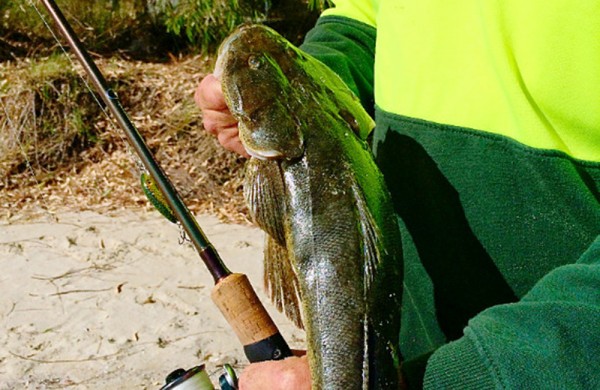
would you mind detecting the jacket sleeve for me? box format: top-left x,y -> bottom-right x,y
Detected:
423,236 -> 600,389
300,12 -> 377,117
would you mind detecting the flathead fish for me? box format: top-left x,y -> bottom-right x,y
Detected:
215,24 -> 403,389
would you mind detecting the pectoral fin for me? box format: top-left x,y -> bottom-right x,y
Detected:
243,159 -> 286,244
265,235 -> 303,329
243,158 -> 303,329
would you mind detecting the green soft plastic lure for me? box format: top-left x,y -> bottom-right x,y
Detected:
141,172 -> 177,223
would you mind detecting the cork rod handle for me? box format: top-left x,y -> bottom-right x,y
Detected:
211,273 -> 292,362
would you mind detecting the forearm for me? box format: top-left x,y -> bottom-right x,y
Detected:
422,236 -> 600,389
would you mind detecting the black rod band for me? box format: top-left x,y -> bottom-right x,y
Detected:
243,333 -> 293,363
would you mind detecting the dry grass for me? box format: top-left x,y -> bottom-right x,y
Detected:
0,54 -> 250,224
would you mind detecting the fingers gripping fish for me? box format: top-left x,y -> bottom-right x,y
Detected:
215,24 -> 403,389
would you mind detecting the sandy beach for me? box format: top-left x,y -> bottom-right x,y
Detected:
0,209 -> 305,389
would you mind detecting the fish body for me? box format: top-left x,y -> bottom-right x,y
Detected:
216,24 -> 403,389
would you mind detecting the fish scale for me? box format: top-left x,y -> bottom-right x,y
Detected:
284,124 -> 372,389
217,24 -> 404,389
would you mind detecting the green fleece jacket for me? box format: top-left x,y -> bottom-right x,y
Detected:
300,1 -> 600,388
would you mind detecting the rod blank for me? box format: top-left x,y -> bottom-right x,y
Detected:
39,0 -> 231,282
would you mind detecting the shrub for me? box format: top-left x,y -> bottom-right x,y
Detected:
155,0 -> 269,53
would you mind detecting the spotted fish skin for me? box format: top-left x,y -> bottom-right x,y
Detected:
217,24 -> 403,389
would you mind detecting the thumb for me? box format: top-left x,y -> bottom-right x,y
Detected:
238,355 -> 311,390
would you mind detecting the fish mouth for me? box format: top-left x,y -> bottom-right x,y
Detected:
243,143 -> 284,160
241,130 -> 305,161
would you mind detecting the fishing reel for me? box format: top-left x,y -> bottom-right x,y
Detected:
161,364 -> 238,390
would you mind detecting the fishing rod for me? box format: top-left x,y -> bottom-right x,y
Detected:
37,0 -> 292,380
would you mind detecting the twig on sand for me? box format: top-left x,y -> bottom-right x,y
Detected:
8,348 -> 141,364
176,285 -> 206,290
49,287 -> 113,296
32,264 -> 114,282
5,301 -> 16,317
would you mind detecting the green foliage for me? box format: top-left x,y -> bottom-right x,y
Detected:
27,53 -> 74,81
157,0 -> 270,52
156,0 -> 331,52
307,0 -> 333,11
0,0 -> 327,58
0,0 -> 159,56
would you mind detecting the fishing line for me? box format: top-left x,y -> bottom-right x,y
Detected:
28,0 -> 145,172
23,0 -> 190,240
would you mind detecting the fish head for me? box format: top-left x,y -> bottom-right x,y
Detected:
215,24 -> 305,160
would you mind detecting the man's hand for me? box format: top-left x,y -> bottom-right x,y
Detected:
194,74 -> 249,158
238,354 -> 311,390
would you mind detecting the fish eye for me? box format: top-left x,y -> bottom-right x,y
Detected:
248,55 -> 262,69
